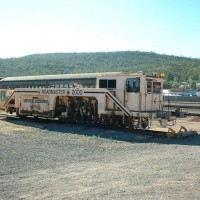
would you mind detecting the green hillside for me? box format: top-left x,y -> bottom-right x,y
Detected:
0,51 -> 199,89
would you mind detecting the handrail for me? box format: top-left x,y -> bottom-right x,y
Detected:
105,91 -> 131,116
4,91 -> 15,107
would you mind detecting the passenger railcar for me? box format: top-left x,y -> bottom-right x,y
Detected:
0,72 -> 173,128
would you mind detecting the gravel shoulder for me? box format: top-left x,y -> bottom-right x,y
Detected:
0,116 -> 200,200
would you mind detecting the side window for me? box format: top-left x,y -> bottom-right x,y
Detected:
99,80 -> 107,88
64,84 -> 68,88
1,91 -> 6,101
99,79 -> 116,89
147,81 -> 152,93
126,78 -> 140,93
153,82 -> 161,93
108,80 -> 116,89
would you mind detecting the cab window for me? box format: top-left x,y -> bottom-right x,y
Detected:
147,81 -> 152,93
126,78 -> 140,92
153,82 -> 161,93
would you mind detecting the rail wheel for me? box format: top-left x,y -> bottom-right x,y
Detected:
141,118 -> 149,129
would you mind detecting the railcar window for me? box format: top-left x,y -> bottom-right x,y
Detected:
99,80 -> 107,88
99,79 -> 116,89
126,78 -> 140,92
108,80 -> 116,88
64,84 -> 68,88
153,82 -> 161,93
1,91 -> 6,101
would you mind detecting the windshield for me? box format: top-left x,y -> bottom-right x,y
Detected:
126,78 -> 140,93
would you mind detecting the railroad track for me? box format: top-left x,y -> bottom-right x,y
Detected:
164,103 -> 200,110
0,112 -> 192,138
0,113 -> 19,118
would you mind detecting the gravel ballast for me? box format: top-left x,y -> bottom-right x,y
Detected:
0,116 -> 200,200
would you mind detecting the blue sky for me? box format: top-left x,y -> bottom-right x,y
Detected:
0,0 -> 200,58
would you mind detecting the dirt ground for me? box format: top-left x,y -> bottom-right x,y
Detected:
0,116 -> 200,200
150,116 -> 200,133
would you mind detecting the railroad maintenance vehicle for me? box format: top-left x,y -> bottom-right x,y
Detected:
0,72 -> 174,129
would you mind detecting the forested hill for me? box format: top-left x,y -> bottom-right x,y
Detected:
0,51 -> 199,88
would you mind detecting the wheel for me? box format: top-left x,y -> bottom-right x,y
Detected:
141,118 -> 148,129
